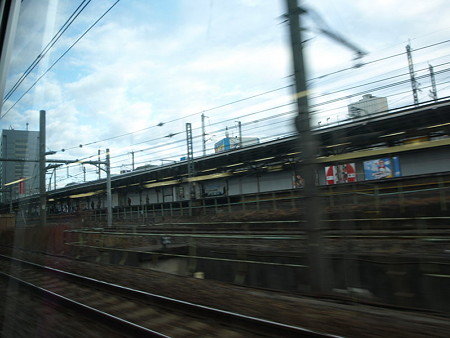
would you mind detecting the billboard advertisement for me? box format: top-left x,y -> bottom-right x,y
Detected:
214,138 -> 230,153
363,157 -> 401,180
204,183 -> 227,196
293,174 -> 305,188
325,163 -> 356,185
214,137 -> 260,153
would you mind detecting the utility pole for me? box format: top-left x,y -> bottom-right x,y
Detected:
131,151 -> 135,170
48,171 -> 52,190
237,121 -> 242,148
106,148 -> 112,227
98,149 -> 101,179
285,0 -> 326,294
201,113 -> 206,156
186,123 -> 194,215
39,110 -> 47,226
429,64 -> 438,102
46,154 -> 111,226
406,44 -> 419,106
83,165 -> 86,182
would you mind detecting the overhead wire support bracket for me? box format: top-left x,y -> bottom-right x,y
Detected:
294,5 -> 367,66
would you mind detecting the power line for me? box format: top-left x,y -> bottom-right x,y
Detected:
3,0 -> 92,103
59,85 -> 293,151
57,39 -> 450,152
310,38 -> 450,83
58,65 -> 450,165
0,0 -> 122,120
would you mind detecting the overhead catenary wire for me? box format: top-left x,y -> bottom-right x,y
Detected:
2,0 -> 93,103
58,84 -> 294,152
310,61 -> 450,100
59,79 -> 450,172
55,40 -> 450,153
0,0 -> 122,120
4,35 -> 445,156
309,38 -> 450,83
57,81 -> 450,178
30,32 -> 450,186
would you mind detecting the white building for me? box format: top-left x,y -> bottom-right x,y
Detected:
348,94 -> 388,118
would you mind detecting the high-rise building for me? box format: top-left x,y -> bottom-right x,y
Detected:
348,94 -> 389,118
1,129 -> 39,202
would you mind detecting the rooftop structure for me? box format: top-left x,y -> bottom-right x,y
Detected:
348,94 -> 389,118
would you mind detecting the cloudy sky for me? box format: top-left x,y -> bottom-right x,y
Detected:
2,0 -> 450,185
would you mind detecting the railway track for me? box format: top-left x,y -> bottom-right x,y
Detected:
68,224 -> 450,242
87,216 -> 450,233
0,254 -> 337,337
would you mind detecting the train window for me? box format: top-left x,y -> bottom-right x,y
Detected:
1,1 -> 450,336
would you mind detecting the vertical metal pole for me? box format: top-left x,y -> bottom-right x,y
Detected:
186,123 -> 194,215
285,0 -> 325,294
39,109 -> 47,226
98,149 -> 101,179
201,113 -> 206,156
48,172 -> 52,190
429,64 -> 438,102
131,151 -> 135,170
106,148 -> 112,227
406,44 -> 419,106
186,123 -> 194,178
238,121 -> 242,148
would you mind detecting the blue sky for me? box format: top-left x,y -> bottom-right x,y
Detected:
2,0 -> 450,185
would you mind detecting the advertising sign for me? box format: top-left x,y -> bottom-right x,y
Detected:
325,166 -> 336,185
293,173 -> 305,188
204,183 -> 226,196
363,157 -> 401,180
325,163 -> 356,185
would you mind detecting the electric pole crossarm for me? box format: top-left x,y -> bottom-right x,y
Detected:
318,28 -> 366,58
46,159 -> 108,173
46,159 -> 106,165
289,5 -> 367,61
46,164 -> 62,170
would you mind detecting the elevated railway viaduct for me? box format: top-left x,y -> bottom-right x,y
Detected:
4,98 -> 450,224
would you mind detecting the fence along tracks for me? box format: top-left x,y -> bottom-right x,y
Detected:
0,254 -> 337,337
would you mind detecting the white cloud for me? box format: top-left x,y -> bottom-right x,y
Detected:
3,0 -> 450,180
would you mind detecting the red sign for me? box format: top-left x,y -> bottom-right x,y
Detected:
325,166 -> 336,185
325,163 -> 356,185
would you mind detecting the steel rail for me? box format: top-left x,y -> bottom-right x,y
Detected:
0,254 -> 338,338
0,271 -> 168,337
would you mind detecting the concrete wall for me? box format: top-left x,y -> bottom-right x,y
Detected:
398,147 -> 450,176
259,171 -> 293,192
